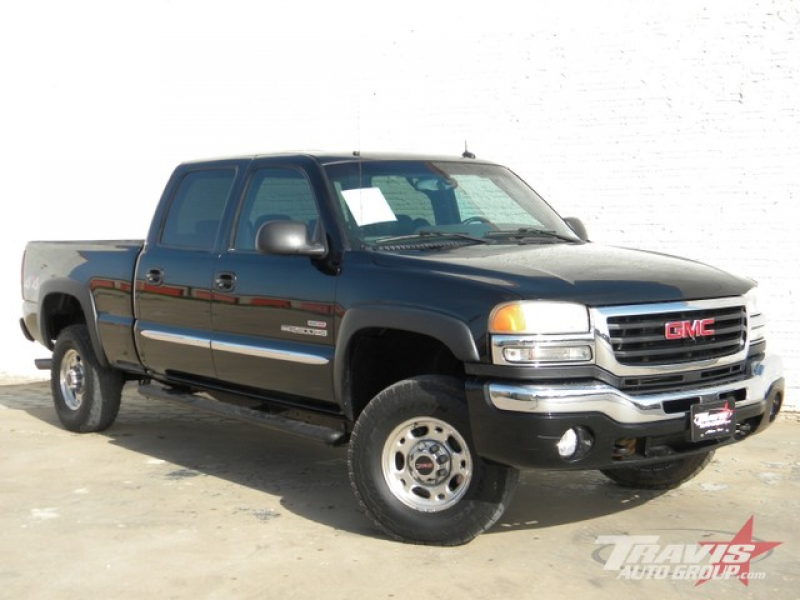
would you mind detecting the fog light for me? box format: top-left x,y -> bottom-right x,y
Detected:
556,426 -> 594,460
557,429 -> 578,457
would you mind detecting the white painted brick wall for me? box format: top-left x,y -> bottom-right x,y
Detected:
2,1 -> 797,408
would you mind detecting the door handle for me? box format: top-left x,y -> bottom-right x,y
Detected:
145,268 -> 164,285
214,272 -> 237,292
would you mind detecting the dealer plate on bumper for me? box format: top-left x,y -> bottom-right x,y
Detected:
690,400 -> 735,442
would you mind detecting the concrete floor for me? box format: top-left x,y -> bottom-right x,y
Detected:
1,382 -> 797,600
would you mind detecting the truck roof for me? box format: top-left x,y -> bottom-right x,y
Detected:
180,151 -> 499,167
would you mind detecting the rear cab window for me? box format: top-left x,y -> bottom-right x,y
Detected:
160,169 -> 236,250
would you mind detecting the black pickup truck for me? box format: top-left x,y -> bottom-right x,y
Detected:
21,152 -> 785,545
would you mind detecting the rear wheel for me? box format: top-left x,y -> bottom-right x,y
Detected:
51,324 -> 123,432
348,376 -> 518,545
600,451 -> 714,490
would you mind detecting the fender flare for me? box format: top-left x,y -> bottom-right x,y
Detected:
38,278 -> 110,368
333,305 -> 480,414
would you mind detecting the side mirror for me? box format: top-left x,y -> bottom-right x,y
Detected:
256,220 -> 327,257
563,217 -> 589,241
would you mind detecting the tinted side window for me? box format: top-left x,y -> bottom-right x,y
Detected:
160,170 -> 236,250
234,168 -> 319,251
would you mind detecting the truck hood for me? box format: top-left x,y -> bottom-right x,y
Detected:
370,242 -> 753,306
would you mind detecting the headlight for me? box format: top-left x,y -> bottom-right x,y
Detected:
744,288 -> 766,344
489,301 -> 594,366
744,287 -> 759,315
489,301 -> 589,334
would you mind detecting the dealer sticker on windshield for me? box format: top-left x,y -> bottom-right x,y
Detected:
690,401 -> 735,442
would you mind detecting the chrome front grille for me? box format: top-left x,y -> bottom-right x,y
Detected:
606,306 -> 747,366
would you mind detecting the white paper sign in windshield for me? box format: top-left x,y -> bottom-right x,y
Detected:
341,187 -> 397,226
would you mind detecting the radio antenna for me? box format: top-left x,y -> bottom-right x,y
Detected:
354,94 -> 361,158
462,141 -> 476,159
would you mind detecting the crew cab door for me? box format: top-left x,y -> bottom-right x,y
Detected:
210,160 -> 338,403
134,165 -> 239,378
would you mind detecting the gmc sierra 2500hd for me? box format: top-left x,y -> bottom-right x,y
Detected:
21,152 -> 785,545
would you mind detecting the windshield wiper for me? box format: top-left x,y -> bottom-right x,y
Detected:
373,229 -> 492,246
484,228 -> 579,243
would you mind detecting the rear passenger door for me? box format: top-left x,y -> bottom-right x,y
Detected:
210,160 -> 338,403
134,165 -> 239,379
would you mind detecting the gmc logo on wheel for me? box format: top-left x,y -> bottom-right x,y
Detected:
664,318 -> 715,340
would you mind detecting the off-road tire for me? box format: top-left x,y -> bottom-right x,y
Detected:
51,324 -> 123,432
348,376 -> 518,545
600,451 -> 715,490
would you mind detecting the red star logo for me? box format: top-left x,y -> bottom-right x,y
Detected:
696,516 -> 782,586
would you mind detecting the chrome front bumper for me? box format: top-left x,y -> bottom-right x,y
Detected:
487,353 -> 784,425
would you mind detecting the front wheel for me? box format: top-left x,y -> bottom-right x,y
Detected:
51,324 -> 123,432
348,376 -> 518,545
600,451 -> 714,490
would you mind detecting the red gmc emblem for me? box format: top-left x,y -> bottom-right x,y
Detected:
664,318 -> 715,340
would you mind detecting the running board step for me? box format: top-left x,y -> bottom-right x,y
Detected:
138,384 -> 347,446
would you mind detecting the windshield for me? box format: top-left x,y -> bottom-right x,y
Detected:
323,160 -> 579,248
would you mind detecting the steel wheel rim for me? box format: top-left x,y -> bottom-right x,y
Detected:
381,417 -> 472,512
59,348 -> 86,410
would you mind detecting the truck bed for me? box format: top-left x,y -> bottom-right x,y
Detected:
22,240 -> 143,367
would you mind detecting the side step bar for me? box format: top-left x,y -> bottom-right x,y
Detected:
138,383 -> 347,446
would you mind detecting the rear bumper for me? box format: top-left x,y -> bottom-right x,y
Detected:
466,353 -> 784,470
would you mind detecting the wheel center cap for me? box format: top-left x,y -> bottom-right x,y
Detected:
413,455 -> 436,476
67,367 -> 84,392
408,440 -> 451,485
